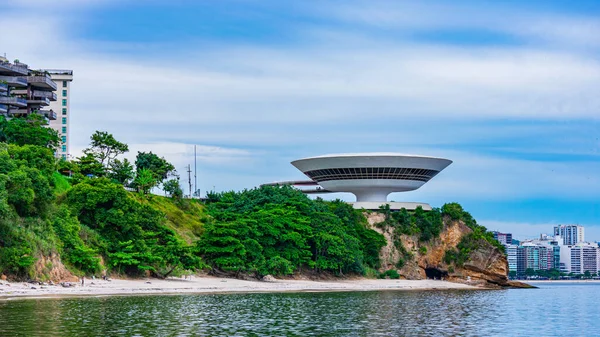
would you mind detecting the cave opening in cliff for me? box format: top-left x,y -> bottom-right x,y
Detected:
425,268 -> 448,279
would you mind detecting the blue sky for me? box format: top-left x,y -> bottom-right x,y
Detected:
2,0 -> 599,240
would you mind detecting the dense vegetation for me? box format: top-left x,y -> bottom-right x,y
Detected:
0,114 -> 500,281
199,187 -> 386,277
0,115 -> 387,280
0,115 -> 197,279
442,203 -> 506,267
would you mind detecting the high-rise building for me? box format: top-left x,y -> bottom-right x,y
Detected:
506,244 -> 518,273
1,56 -> 73,158
43,70 -> 73,159
559,243 -> 600,275
0,56 -> 58,122
517,244 -> 551,275
492,231 -> 513,246
554,225 -> 584,246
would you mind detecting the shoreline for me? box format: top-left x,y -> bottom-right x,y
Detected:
0,276 -> 482,301
524,279 -> 600,283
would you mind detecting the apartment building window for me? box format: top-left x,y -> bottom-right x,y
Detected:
62,145 -> 67,152
62,126 -> 67,133
62,108 -> 67,115
61,154 -> 66,160
62,136 -> 67,143
62,90 -> 67,97
63,81 -> 67,88
62,117 -> 67,125
62,99 -> 67,106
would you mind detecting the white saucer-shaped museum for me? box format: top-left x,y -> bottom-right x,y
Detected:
291,153 -> 452,209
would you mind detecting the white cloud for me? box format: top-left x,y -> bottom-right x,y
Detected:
2,0 -> 600,204
322,0 -> 600,49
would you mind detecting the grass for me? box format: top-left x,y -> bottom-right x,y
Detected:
130,193 -> 206,244
52,172 -> 71,195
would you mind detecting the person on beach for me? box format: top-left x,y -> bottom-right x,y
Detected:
81,276 -> 84,286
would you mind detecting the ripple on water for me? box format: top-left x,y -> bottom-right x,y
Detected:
1,283 -> 599,336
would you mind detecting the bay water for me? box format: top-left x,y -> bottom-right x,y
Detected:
0,282 -> 597,336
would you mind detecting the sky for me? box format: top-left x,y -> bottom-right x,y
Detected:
1,0 -> 599,240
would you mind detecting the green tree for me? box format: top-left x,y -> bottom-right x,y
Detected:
133,168 -> 156,194
75,152 -> 106,177
0,114 -> 60,148
66,178 -> 198,276
200,186 -> 386,277
197,222 -> 247,272
109,158 -> 135,185
525,268 -> 536,277
163,178 -> 183,199
84,131 -> 129,168
135,151 -> 176,185
51,206 -> 100,274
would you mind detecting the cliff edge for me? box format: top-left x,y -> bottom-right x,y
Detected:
367,212 -> 532,288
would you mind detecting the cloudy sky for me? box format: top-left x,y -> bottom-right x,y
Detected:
2,0 -> 599,240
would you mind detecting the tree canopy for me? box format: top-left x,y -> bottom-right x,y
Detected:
198,186 -> 386,277
135,151 -> 176,185
0,115 -> 60,148
84,131 -> 129,168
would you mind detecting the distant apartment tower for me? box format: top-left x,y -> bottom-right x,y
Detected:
517,244 -> 552,275
43,70 -> 73,159
506,244 -> 518,273
492,231 -> 513,246
559,243 -> 600,275
554,225 -> 584,246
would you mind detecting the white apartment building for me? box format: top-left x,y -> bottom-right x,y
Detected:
554,225 -> 585,246
43,70 -> 73,159
559,243 -> 600,274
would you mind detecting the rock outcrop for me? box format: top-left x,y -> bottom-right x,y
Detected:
367,212 -> 532,288
33,253 -> 78,283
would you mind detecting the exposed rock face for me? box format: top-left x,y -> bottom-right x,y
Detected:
262,275 -> 277,282
366,212 -> 526,288
33,253 -> 78,283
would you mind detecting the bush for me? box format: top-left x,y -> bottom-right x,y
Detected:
379,269 -> 400,279
419,246 -> 427,255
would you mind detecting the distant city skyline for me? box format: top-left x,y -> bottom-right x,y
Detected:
1,0 -> 599,237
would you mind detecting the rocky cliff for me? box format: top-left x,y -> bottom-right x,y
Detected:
367,212 -> 530,288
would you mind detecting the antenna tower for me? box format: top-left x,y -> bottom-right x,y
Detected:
186,164 -> 192,198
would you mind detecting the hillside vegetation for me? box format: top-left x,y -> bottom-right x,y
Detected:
0,115 -> 502,283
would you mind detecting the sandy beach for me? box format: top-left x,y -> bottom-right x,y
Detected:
0,276 -> 479,300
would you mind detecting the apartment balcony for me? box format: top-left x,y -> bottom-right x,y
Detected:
0,62 -> 29,76
0,96 -> 28,108
38,109 -> 57,120
12,90 -> 57,102
33,90 -> 57,101
8,108 -> 28,116
0,75 -> 28,87
27,97 -> 51,106
0,83 -> 7,92
27,74 -> 57,91
0,104 -> 7,114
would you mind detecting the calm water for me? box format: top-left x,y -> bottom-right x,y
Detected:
0,282 -> 598,336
